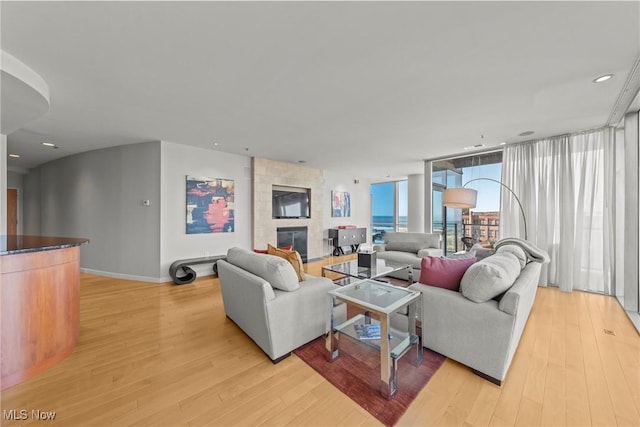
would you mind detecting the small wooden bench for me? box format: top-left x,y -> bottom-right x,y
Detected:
169,255 -> 225,285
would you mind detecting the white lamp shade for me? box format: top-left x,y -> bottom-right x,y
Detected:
443,188 -> 478,209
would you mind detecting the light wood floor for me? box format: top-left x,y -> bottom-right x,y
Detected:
1,256 -> 638,426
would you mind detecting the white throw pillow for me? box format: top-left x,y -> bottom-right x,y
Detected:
460,252 -> 521,303
496,245 -> 528,269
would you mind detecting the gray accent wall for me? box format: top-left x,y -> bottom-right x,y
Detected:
23,141 -> 162,280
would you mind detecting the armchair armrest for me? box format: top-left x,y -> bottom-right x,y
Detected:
418,247 -> 443,258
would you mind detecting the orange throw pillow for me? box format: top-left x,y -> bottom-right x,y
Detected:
267,244 -> 305,282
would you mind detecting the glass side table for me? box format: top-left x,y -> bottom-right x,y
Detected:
326,279 -> 423,399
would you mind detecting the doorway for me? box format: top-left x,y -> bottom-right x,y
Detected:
7,188 -> 18,235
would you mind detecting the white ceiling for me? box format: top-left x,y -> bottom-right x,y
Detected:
3,1 -> 639,179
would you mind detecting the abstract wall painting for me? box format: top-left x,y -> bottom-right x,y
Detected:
186,176 -> 235,234
331,190 -> 351,217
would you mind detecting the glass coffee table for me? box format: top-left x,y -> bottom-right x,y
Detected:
326,279 -> 423,399
321,258 -> 413,286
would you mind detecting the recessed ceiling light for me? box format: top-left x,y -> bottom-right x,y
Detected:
518,131 -> 535,137
9,153 -> 20,158
593,74 -> 613,83
499,142 -> 507,146
212,142 -> 220,147
42,142 -> 58,148
463,144 -> 485,150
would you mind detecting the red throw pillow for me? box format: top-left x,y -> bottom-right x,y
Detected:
419,256 -> 476,291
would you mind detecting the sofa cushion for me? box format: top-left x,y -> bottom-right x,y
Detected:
227,247 -> 300,291
419,256 -> 476,291
460,252 -> 521,303
496,245 -> 527,269
267,244 -> 305,282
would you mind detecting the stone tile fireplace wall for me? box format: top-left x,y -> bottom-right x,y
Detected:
252,157 -> 324,260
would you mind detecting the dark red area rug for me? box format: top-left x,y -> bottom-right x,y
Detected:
293,336 -> 446,427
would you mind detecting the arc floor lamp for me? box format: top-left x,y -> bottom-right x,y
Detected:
442,178 -> 528,240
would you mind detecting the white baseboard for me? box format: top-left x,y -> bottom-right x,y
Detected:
80,268 -> 169,284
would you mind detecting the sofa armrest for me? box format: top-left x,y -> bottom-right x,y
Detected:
498,262 -> 541,315
264,276 -> 339,358
217,260 -> 276,357
409,282 -> 516,380
417,247 -> 443,258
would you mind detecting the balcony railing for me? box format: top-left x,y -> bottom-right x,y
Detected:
442,222 -> 500,254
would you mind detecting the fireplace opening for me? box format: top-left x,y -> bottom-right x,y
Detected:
276,226 -> 308,263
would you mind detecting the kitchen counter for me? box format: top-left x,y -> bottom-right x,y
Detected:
1,235 -> 88,390
1,234 -> 88,255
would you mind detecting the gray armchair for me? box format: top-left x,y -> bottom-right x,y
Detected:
373,232 -> 443,280
217,247 -> 345,362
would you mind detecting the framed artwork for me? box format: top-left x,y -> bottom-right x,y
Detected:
186,175 -> 235,234
331,190 -> 351,217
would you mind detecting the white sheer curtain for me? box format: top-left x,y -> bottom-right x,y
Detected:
501,128 -> 615,293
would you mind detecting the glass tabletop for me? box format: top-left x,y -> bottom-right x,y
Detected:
322,258 -> 410,280
329,279 -> 420,314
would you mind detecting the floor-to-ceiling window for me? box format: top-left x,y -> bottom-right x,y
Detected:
371,180 -> 408,243
432,151 -> 503,254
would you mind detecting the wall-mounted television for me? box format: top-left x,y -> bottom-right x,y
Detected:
272,185 -> 311,219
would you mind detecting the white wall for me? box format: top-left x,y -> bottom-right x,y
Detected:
615,127 -> 625,300
323,170 -> 372,252
623,112 -> 639,312
160,141 -> 252,281
407,174 -> 424,232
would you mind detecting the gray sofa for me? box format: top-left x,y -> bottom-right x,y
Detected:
395,240 -> 546,384
373,232 -> 443,280
217,247 -> 345,362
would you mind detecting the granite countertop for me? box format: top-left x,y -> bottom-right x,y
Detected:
0,235 -> 89,256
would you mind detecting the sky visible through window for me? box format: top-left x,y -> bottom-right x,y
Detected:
462,163 -> 502,211
373,163 -> 501,216
371,182 -> 394,217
